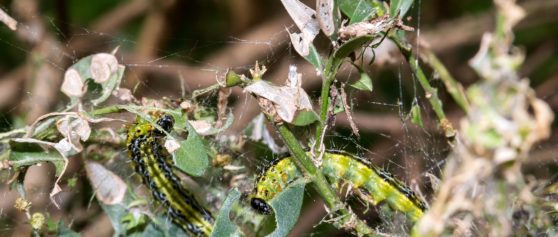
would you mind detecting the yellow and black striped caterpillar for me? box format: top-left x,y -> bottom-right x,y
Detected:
126,114 -> 213,236
250,152 -> 426,222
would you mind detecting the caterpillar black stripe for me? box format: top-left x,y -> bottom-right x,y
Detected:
250,152 -> 426,222
127,114 -> 213,236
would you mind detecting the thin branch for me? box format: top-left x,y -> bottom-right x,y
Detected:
0,7 -> 17,30
391,36 -> 456,138
419,48 -> 470,113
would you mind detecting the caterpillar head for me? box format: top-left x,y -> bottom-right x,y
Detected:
153,114 -> 174,136
250,197 -> 272,215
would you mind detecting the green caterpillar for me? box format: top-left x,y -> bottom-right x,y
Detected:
250,152 -> 426,222
127,114 -> 214,236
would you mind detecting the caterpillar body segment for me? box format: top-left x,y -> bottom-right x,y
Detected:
127,115 -> 214,236
321,153 -> 425,222
251,157 -> 302,214
251,152 -> 426,222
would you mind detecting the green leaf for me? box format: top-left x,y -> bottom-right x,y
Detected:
304,45 -> 323,70
57,220 -> 80,237
142,215 -> 185,237
268,181 -> 305,237
100,203 -> 128,235
339,0 -> 376,24
350,66 -> 373,92
9,151 -> 65,176
211,188 -> 242,237
174,121 -> 209,176
410,102 -> 424,128
328,35 -> 374,76
122,212 -> 148,231
390,0 -> 413,17
291,110 -> 319,126
167,109 -> 188,133
140,224 -> 165,237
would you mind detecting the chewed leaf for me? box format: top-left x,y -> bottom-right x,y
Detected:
85,161 -> 126,205
291,110 -> 319,126
268,181 -> 305,237
173,122 -> 209,176
211,188 -> 242,237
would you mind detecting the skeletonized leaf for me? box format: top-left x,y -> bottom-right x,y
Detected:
90,53 -> 120,83
61,69 -> 85,97
55,116 -> 91,155
60,53 -> 125,105
316,0 -> 335,36
85,161 -> 126,205
281,0 -> 319,56
244,70 -> 316,125
188,113 -> 234,136
245,114 -> 286,154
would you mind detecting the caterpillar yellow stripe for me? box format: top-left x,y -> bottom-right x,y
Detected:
127,114 -> 214,236
250,152 -> 426,222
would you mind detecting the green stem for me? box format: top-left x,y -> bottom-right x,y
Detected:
275,123 -> 376,236
421,50 -> 470,113
391,36 -> 456,138
89,104 -> 180,117
314,58 -> 338,151
314,80 -> 333,151
192,83 -> 221,101
314,35 -> 376,150
89,105 -> 126,116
